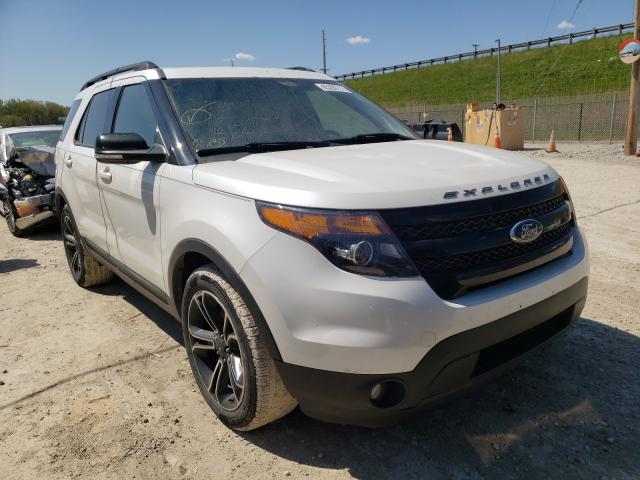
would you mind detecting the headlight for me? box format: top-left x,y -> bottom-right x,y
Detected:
256,202 -> 418,277
559,177 -> 577,223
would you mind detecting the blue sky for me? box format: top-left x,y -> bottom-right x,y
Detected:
0,0 -> 634,105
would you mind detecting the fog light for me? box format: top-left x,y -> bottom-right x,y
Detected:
369,380 -> 406,408
370,383 -> 384,401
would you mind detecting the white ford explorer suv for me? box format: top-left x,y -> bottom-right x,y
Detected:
55,62 -> 589,430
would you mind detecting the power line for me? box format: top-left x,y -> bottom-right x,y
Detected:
533,0 -> 585,96
541,0 -> 558,37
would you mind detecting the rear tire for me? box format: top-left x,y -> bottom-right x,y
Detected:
182,265 -> 297,431
61,204 -> 113,287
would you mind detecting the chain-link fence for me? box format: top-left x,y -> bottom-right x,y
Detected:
386,92 -> 629,142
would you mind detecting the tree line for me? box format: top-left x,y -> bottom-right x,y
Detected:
0,99 -> 69,128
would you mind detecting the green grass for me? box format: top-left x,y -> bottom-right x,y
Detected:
345,35 -> 632,107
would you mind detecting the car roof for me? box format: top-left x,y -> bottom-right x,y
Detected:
1,125 -> 62,135
76,64 -> 337,100
160,67 -> 334,81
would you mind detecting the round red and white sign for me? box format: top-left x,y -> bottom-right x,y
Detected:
620,39 -> 640,64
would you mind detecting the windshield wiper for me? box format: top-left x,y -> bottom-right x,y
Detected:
327,132 -> 414,145
197,141 -> 333,157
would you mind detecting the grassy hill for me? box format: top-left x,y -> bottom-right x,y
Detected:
345,35 -> 631,107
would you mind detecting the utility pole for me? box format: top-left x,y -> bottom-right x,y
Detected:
322,30 -> 328,74
625,0 -> 640,155
495,38 -> 501,105
472,44 -> 479,59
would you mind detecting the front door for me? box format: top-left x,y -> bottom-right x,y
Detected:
97,79 -> 167,291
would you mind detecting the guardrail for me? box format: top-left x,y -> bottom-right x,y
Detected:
335,23 -> 634,81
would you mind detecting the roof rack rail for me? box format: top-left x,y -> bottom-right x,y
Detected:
80,61 -> 160,91
287,66 -> 315,72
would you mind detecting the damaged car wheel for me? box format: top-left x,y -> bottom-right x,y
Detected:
61,204 -> 114,287
3,200 -> 23,237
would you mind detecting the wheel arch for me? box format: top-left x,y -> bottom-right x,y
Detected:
54,186 -> 68,216
169,238 -> 282,361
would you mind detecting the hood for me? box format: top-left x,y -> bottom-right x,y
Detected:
192,140 -> 558,209
15,146 -> 56,177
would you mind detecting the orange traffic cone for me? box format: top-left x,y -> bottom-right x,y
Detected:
494,126 -> 502,149
545,129 -> 557,153
447,127 -> 453,142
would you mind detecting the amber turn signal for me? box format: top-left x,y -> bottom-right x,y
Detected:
258,205 -> 390,240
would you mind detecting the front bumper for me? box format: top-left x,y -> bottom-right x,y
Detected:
240,226 -> 589,374
276,277 -> 587,426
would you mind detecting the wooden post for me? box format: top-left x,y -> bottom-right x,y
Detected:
625,0 -> 640,155
532,98 -> 538,142
609,93 -> 617,144
577,103 -> 584,141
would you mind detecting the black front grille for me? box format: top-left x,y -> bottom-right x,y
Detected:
381,181 -> 575,299
395,194 -> 566,241
412,223 -> 571,274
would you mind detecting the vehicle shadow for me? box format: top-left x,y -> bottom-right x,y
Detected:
0,258 -> 39,273
92,277 -> 183,346
18,221 -> 61,241
240,318 -> 640,479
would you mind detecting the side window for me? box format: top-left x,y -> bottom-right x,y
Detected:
75,89 -> 112,147
112,84 -> 160,147
60,99 -> 81,141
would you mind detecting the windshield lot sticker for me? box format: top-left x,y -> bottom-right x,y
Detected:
315,83 -> 350,93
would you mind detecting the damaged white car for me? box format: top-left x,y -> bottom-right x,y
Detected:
0,125 -> 62,236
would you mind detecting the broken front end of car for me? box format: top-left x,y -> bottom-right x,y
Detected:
0,146 -> 56,235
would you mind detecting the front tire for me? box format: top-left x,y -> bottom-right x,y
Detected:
182,265 -> 297,431
60,204 -> 113,287
3,200 -> 24,237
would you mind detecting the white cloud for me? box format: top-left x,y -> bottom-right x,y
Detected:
557,20 -> 575,30
234,52 -> 255,61
346,35 -> 371,45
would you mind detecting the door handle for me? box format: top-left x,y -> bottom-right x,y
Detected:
64,155 -> 73,168
99,168 -> 112,184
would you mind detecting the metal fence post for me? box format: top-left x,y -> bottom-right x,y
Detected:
577,103 -> 584,141
532,98 -> 538,142
609,93 -> 617,144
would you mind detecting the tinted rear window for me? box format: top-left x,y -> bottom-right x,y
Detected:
76,89 -> 112,147
60,100 -> 81,141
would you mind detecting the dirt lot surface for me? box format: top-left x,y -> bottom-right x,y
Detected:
1,143 -> 638,480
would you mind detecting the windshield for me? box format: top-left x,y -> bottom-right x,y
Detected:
164,78 -> 415,157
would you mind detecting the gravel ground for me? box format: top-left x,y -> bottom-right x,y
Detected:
0,143 -> 638,480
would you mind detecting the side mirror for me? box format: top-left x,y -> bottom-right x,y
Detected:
95,133 -> 167,164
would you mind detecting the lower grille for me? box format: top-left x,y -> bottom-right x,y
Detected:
472,304 -> 574,376
381,181 -> 575,299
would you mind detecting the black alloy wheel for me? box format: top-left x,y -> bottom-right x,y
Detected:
62,211 -> 82,281
187,290 -> 246,412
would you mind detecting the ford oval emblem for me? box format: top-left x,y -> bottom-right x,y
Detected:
510,219 -> 544,244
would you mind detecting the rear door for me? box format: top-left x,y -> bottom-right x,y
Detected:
97,78 -> 167,291
60,88 -> 113,250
